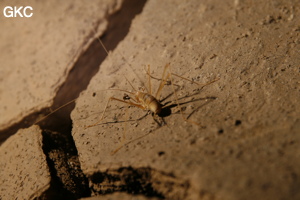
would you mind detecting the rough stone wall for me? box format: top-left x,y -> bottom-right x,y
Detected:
0,0 -> 299,199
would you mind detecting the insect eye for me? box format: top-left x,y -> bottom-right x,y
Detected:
123,94 -> 131,100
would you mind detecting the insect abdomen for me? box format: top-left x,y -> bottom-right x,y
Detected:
137,92 -> 162,114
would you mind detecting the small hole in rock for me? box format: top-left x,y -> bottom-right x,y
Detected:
158,151 -> 165,156
235,120 -> 242,126
190,138 -> 196,145
93,92 -> 96,97
218,129 -> 224,134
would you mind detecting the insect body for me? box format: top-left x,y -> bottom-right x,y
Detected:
85,63 -> 219,129
134,91 -> 162,114
85,64 -> 167,129
34,37 -> 219,155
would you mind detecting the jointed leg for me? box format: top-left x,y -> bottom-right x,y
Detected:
110,106 -> 129,155
147,65 -> 152,95
125,77 -> 137,92
171,73 -> 220,88
85,96 -> 145,128
155,63 -> 171,100
167,67 -> 201,125
166,65 -> 220,125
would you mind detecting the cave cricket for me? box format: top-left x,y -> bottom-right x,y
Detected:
35,33 -> 219,155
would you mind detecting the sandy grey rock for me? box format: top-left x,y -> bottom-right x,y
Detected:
0,125 -> 50,200
71,0 -> 300,199
0,0 -> 299,199
0,0 -> 121,131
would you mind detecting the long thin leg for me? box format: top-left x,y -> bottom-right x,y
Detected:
85,96 -> 145,128
167,66 -> 220,126
167,68 -> 198,125
155,63 -> 171,100
147,64 -> 218,125
147,65 -> 152,95
125,77 -> 137,92
110,106 -> 129,155
171,73 -> 220,88
110,97 -> 145,109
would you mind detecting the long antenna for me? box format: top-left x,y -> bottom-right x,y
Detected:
96,36 -> 109,55
34,99 -> 77,124
93,27 -> 146,91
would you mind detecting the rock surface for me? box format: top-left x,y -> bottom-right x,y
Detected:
71,0 -> 300,199
0,0 -> 120,132
0,126 -> 50,200
0,0 -> 300,199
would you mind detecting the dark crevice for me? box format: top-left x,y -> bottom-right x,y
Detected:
39,129 -> 90,199
0,0 -> 147,144
89,167 -> 190,199
38,0 -> 147,132
38,0 -> 148,199
1,0 -> 148,199
2,1 -> 193,199
0,110 -> 45,144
